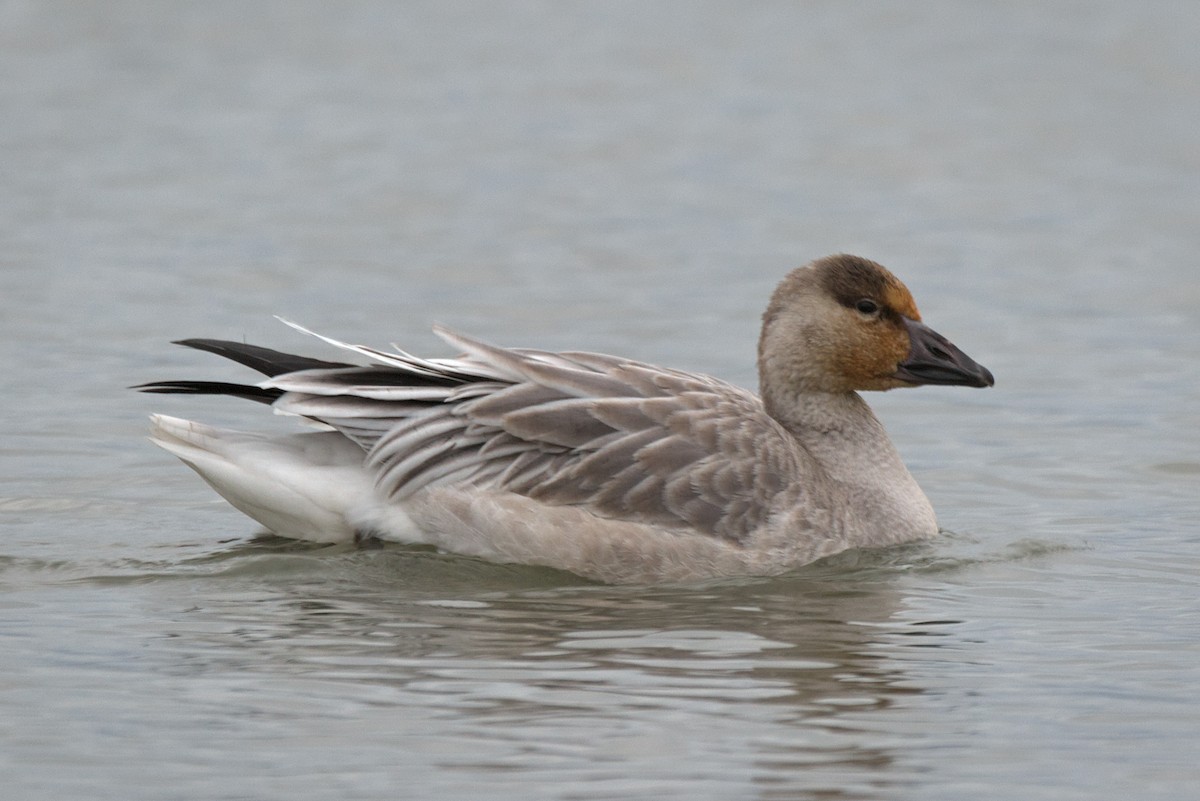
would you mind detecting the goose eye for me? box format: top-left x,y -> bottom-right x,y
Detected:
855,298 -> 880,316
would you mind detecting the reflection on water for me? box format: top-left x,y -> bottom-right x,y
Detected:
0,524 -> 1109,800
9,537 -> 967,798
140,551 -> 934,798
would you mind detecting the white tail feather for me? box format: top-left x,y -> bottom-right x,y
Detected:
148,414 -> 385,543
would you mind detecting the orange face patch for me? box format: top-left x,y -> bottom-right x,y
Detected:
834,317 -> 913,389
883,282 -> 921,322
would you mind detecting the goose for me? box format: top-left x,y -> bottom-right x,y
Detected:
137,254 -> 993,583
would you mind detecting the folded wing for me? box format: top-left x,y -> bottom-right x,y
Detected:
144,323 -> 810,544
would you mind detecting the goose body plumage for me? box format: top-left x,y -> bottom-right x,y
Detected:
139,255 -> 993,583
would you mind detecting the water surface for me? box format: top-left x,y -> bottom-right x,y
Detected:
2,2 -> 1198,799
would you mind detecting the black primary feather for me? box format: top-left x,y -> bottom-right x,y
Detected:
132,338 -> 351,404
171,339 -> 352,376
134,380 -> 282,405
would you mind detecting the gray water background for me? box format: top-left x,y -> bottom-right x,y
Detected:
2,2 -> 1198,799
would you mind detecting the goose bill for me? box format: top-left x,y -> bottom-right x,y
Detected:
892,318 -> 994,388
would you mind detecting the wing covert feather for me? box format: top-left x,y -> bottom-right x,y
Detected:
260,326 -> 806,543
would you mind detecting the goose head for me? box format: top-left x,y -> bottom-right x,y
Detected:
757,255 -> 994,406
